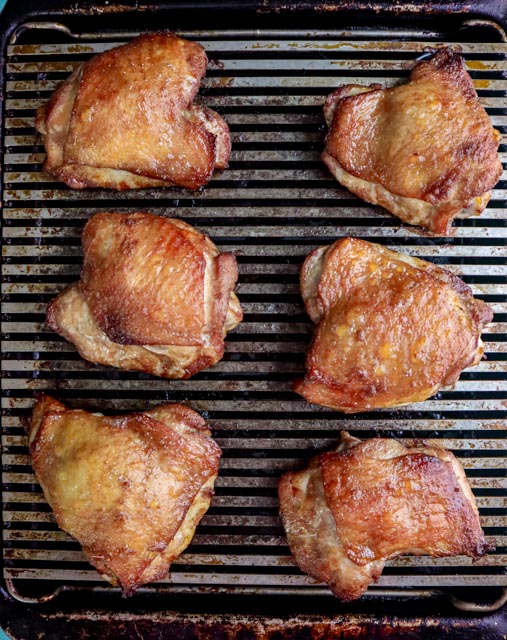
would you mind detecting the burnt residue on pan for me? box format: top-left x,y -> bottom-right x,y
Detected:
0,5 -> 506,638
2,606 -> 507,639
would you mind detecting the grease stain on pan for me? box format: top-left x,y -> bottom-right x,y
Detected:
332,59 -> 405,72
5,118 -> 32,127
208,59 -> 225,70
278,41 -> 465,54
63,3 -> 148,15
12,44 -> 94,55
216,77 -> 234,88
11,45 -> 40,55
252,42 -> 281,49
270,0 -> 475,15
289,42 -> 349,49
467,60 -> 488,70
67,45 -> 95,53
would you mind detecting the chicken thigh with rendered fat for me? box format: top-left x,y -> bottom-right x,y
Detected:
279,432 -> 490,601
294,238 -> 492,412
29,395 -> 222,595
36,33 -> 230,190
322,48 -> 502,234
47,212 -> 242,378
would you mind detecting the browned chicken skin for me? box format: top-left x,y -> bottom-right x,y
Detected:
322,48 -> 502,234
35,33 -> 230,190
279,432 -> 490,601
294,238 -> 492,413
47,212 -> 242,378
29,395 -> 222,595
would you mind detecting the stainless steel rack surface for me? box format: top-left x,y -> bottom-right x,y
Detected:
1,23 -> 506,605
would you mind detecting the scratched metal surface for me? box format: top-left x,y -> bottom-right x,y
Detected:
1,25 -> 506,603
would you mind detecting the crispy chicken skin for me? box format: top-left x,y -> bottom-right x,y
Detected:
279,432 -> 490,601
47,212 -> 242,378
294,238 -> 492,413
322,48 -> 502,234
35,33 -> 230,190
29,394 -> 222,595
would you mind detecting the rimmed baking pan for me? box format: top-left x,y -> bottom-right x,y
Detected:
0,1 -> 506,637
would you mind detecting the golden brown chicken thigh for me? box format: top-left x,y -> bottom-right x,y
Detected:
29,395 -> 222,595
279,432 -> 490,601
35,33 -> 230,190
293,238 -> 492,413
322,48 -> 502,234
47,212 -> 242,378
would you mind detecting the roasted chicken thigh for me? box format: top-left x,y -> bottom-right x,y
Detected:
279,432 -> 490,601
35,33 -> 230,190
47,212 -> 242,378
294,238 -> 492,413
322,48 -> 502,234
29,395 -> 222,595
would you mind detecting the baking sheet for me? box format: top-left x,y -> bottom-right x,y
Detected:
1,24 -> 506,604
